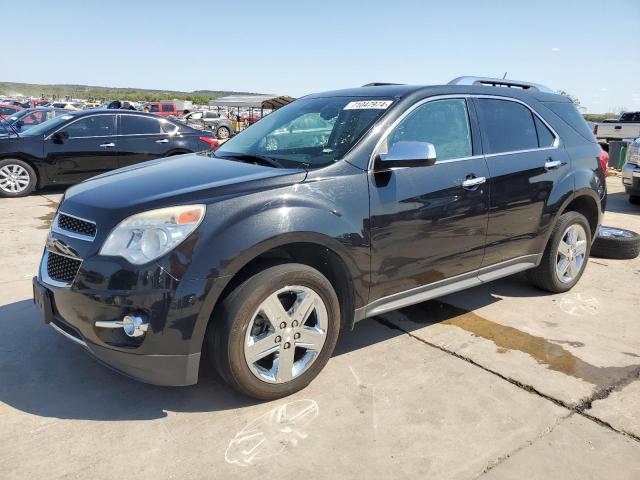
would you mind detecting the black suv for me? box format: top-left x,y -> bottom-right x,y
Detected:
33,77 -> 606,400
0,110 -> 216,197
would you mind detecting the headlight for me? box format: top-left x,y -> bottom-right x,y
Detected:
100,205 -> 205,265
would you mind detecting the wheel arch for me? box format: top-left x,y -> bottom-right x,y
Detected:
559,191 -> 601,238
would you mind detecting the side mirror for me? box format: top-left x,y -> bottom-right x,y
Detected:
376,141 -> 437,169
52,131 -> 69,144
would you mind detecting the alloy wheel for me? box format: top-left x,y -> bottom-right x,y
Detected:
556,223 -> 588,284
0,164 -> 30,194
244,285 -> 328,383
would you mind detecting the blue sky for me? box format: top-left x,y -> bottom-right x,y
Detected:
5,0 -> 639,112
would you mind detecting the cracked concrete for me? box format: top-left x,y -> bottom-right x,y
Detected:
1,178 -> 639,479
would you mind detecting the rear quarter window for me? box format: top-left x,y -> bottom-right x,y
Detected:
541,101 -> 596,143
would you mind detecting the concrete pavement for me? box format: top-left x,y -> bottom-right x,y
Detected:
0,178 -> 638,479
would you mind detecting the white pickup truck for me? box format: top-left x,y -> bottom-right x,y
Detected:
595,112 -> 640,144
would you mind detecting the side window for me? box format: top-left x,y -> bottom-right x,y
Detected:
65,115 -> 115,137
160,119 -> 179,134
534,116 -> 555,148
149,104 -> 160,113
383,98 -> 472,161
161,104 -> 174,113
0,107 -> 15,115
120,115 -> 162,135
475,99 -> 538,154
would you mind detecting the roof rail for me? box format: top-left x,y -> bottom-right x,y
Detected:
361,82 -> 405,87
448,76 -> 554,94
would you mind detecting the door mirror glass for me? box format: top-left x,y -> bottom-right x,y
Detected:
377,141 -> 437,168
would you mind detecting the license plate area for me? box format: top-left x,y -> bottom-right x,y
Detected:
33,277 -> 54,324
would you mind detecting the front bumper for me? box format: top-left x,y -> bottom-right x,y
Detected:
34,275 -> 202,386
622,163 -> 640,195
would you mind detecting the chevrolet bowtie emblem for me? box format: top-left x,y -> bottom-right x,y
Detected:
46,235 -> 79,258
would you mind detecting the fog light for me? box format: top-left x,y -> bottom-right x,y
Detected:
122,315 -> 148,338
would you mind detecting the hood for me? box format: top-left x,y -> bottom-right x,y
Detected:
62,153 -> 307,218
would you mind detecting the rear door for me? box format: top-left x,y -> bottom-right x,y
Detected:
44,114 -> 118,182
472,97 -> 569,267
117,114 -> 176,167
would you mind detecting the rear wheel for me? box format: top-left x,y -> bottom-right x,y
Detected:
209,263 -> 340,400
527,211 -> 591,293
0,159 -> 37,197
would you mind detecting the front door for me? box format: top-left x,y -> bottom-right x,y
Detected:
44,114 -> 118,183
472,97 -> 569,267
368,97 -> 490,302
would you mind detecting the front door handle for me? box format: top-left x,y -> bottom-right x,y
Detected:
462,176 -> 486,189
156,139 -> 169,144
544,160 -> 563,170
99,142 -> 115,148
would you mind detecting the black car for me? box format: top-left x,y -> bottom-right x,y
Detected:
0,110 -> 216,197
33,77 -> 607,400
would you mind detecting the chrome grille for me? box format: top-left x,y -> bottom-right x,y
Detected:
57,214 -> 97,238
47,252 -> 82,283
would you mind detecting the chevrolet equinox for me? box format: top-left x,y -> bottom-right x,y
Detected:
33,77 -> 607,400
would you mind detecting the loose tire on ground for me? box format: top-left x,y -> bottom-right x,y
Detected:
590,226 -> 640,260
0,159 -> 37,197
208,263 -> 341,400
527,211 -> 592,293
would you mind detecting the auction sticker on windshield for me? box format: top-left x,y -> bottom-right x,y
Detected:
344,100 -> 393,110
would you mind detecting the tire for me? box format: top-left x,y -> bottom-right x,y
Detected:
209,263 -> 341,400
591,226 -> 640,260
629,195 -> 640,205
216,126 -> 230,139
0,159 -> 37,197
527,211 -> 591,293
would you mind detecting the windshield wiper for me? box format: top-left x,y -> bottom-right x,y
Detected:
214,153 -> 284,168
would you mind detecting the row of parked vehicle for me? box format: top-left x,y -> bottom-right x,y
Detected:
0,108 -> 219,196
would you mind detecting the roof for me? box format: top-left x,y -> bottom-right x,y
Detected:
208,95 -> 295,109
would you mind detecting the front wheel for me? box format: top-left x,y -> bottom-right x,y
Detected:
527,211 -> 591,293
209,264 -> 340,400
0,159 -> 37,197
629,195 -> 640,205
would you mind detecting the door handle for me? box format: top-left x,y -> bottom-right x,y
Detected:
544,160 -> 563,170
156,139 -> 169,144
462,176 -> 486,189
99,142 -> 115,148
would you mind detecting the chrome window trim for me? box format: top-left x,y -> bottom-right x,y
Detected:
52,212 -> 97,241
367,94 -> 560,170
44,113 -> 116,140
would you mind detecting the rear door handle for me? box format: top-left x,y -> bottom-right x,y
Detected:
462,176 -> 486,189
99,142 -> 115,148
156,139 -> 169,144
544,160 -> 563,170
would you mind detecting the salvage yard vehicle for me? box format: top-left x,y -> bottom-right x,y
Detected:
0,107 -> 69,134
180,110 -> 233,139
147,100 -> 193,117
0,103 -> 23,119
595,111 -> 640,145
0,110 -> 216,196
622,137 -> 640,204
33,77 -> 607,400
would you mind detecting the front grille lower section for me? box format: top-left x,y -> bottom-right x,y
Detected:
47,252 -> 82,283
57,214 -> 97,238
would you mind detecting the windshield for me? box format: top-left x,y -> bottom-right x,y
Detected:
19,113 -> 76,136
215,96 -> 392,169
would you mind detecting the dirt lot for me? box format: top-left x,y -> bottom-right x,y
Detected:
1,177 -> 639,480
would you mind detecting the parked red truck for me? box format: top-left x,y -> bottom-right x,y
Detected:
146,100 -> 193,117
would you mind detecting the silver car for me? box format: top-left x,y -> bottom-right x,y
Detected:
180,111 -> 233,139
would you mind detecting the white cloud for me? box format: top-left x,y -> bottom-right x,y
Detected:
551,47 -> 560,51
